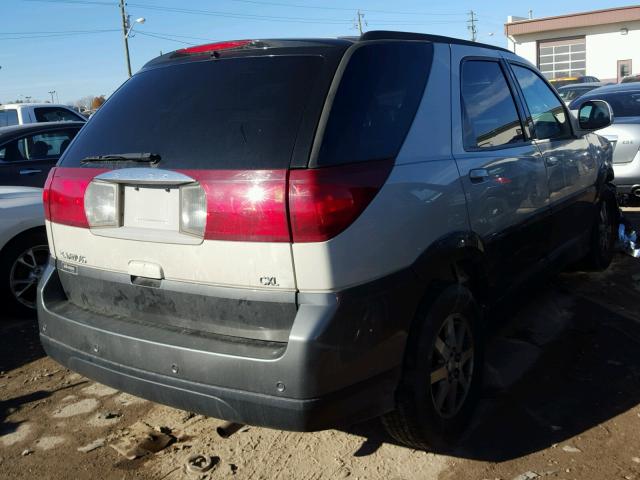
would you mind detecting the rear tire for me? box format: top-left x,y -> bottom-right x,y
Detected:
0,229 -> 49,318
585,195 -> 616,271
382,284 -> 483,450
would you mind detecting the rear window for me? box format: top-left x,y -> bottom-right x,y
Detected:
315,42 -> 432,166
570,90 -> 640,117
0,109 -> 19,127
61,56 -> 324,169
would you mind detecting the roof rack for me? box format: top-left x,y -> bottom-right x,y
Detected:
360,30 -> 511,53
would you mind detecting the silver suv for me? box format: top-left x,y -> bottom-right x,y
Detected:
37,32 -> 616,448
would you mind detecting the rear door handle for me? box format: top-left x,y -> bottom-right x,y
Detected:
545,156 -> 560,166
19,169 -> 42,175
469,169 -> 489,183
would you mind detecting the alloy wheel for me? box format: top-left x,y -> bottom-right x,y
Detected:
598,202 -> 611,254
9,245 -> 49,309
430,313 -> 475,419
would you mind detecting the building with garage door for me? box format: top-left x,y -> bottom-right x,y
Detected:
505,5 -> 640,83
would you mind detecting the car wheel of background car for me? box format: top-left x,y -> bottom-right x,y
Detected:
585,195 -> 616,271
381,284 -> 483,450
0,229 -> 49,317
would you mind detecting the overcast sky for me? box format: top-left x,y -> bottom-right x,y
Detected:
1,0 -> 636,104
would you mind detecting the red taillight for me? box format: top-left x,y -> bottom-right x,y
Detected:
44,162 -> 392,243
184,169 -> 290,242
288,159 -> 393,243
43,167 -> 57,221
177,40 -> 251,55
46,167 -> 107,228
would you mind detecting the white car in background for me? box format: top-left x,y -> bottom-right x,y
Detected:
0,103 -> 86,127
0,186 -> 48,316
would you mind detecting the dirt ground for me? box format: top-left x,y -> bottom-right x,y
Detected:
1,212 -> 640,480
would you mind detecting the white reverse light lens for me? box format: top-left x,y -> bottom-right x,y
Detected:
85,181 -> 118,227
180,184 -> 207,237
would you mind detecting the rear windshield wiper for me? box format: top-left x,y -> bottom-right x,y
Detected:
80,153 -> 161,164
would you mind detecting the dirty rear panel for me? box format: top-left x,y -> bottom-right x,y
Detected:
47,42 -> 348,342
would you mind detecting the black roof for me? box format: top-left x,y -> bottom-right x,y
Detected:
142,31 -> 510,70
0,121 -> 84,141
360,31 -> 511,53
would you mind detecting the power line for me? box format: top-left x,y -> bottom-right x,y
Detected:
23,0 -> 467,16
218,0 -> 466,16
0,29 -> 118,40
127,3 -> 351,24
0,28 -> 112,34
23,0 -> 116,5
136,31 -> 196,45
22,0 -> 469,26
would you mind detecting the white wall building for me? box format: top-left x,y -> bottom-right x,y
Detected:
505,5 -> 640,83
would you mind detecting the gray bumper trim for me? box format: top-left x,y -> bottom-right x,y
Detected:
41,335 -> 397,431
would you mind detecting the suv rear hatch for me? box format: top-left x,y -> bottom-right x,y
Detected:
43,38 -> 431,345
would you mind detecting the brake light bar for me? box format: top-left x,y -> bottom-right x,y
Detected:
177,40 -> 252,55
43,161 -> 392,243
184,169 -> 290,242
288,159 -> 393,242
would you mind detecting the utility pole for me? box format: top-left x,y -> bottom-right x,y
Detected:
119,0 -> 132,77
467,10 -> 477,42
355,9 -> 366,35
48,90 -> 55,103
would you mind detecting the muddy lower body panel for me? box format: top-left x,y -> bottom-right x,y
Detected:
37,259 -> 421,430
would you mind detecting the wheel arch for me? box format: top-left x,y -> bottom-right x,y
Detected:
411,230 -> 491,309
0,225 -> 48,260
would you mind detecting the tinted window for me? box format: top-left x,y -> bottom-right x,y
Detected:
512,65 -> 572,141
0,129 -> 78,162
34,107 -> 84,123
570,90 -> 640,118
0,139 -> 27,162
0,109 -> 19,127
29,130 -> 79,158
461,60 -> 524,149
62,56 -> 323,169
316,43 -> 432,166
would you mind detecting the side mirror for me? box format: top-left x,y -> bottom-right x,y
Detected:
578,100 -> 613,131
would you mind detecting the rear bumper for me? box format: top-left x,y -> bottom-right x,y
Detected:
41,336 -> 397,430
37,260 -> 422,431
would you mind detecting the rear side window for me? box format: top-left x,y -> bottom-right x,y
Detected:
570,90 -> 640,117
461,60 -> 524,149
61,56 -> 323,169
0,109 -> 19,127
34,107 -> 84,123
0,129 -> 78,161
29,129 -> 79,158
316,42 -> 432,166
511,65 -> 572,141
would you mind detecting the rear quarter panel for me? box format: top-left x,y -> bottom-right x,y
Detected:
292,43 -> 470,292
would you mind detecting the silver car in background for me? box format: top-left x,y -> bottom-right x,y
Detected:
570,83 -> 640,202
557,82 -> 604,106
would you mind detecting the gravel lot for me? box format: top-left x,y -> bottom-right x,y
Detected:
1,212 -> 639,480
